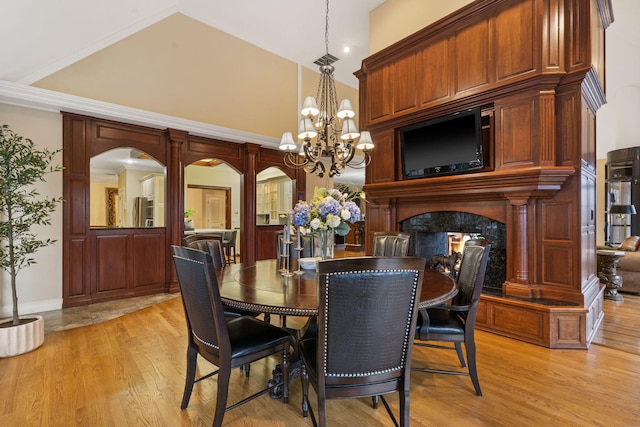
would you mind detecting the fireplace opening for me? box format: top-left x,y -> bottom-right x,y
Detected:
400,211 -> 506,292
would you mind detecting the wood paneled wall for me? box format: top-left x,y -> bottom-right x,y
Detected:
357,0 -> 613,348
63,114 -> 305,306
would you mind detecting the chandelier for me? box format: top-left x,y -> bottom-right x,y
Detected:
279,0 -> 374,178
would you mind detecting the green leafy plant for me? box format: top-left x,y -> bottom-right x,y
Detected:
184,209 -> 196,218
0,125 -> 63,327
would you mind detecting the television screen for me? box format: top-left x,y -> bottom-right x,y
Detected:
400,108 -> 485,179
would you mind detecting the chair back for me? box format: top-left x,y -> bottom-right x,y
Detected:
453,239 -> 491,308
187,238 -> 226,268
372,231 -> 410,256
316,257 -> 425,389
222,230 -> 237,247
171,245 -> 230,360
183,233 -> 223,246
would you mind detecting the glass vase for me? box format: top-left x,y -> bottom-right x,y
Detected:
314,229 -> 334,260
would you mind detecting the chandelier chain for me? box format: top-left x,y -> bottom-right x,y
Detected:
325,0 -> 330,60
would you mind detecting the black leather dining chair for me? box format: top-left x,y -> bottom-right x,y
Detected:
299,256 -> 426,427
171,245 -> 293,427
372,231 -> 410,256
413,238 -> 491,396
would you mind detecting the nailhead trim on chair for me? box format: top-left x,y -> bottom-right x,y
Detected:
194,331 -> 220,351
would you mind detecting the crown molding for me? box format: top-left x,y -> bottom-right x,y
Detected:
0,80 -> 280,148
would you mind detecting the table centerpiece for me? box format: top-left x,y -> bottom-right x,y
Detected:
291,187 -> 361,260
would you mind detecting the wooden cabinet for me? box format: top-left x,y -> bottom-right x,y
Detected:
256,179 -> 292,222
140,174 -> 164,226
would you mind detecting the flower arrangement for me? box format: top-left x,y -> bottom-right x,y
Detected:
291,187 -> 361,237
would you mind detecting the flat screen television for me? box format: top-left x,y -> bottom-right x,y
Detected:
400,108 -> 490,179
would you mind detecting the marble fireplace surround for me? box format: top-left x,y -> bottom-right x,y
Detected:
401,211 -> 507,293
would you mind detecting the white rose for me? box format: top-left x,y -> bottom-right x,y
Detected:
310,218 -> 321,230
326,214 -> 341,228
340,208 -> 351,221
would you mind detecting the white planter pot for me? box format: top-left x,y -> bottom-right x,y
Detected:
0,315 -> 45,358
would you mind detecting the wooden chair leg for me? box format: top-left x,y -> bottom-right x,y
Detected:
181,343 -> 198,410
213,365 -> 231,427
454,342 -> 466,367
465,335 -> 482,396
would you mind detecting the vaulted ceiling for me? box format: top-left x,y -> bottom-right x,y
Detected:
1,0 -> 385,89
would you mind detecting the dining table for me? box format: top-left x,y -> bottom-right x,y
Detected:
217,257 -> 458,398
218,258 -> 458,318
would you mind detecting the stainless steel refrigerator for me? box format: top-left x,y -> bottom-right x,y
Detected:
134,196 -> 154,227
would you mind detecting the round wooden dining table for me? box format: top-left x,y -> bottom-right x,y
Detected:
218,258 -> 458,317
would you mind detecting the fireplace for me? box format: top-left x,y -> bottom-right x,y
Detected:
400,211 -> 506,292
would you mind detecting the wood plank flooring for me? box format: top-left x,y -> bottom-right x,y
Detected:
1,294 -> 639,426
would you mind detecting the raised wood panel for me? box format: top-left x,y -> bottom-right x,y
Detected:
494,0 -> 536,81
564,0 -> 591,72
70,178 -> 86,235
132,232 -> 165,289
550,312 -> 584,347
539,93 -> 556,165
490,303 -> 546,342
418,37 -> 451,106
455,19 -> 491,93
366,64 -> 391,123
542,245 -> 574,286
543,0 -> 563,70
543,202 -> 572,240
67,117 -> 87,175
392,53 -> 417,115
590,0 -> 606,91
556,89 -> 579,165
255,226 -> 280,260
369,129 -> 395,183
67,239 -> 87,297
498,101 -> 534,166
581,96 -> 596,169
91,121 -> 166,164
184,134 -> 244,171
95,234 -> 128,294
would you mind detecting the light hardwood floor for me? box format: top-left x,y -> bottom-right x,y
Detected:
1,292 -> 639,426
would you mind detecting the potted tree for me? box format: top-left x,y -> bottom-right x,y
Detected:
0,124 -> 63,357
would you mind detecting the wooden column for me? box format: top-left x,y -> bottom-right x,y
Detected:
242,143 -> 260,264
166,128 -> 188,292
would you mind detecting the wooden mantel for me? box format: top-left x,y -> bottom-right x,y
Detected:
366,167 -> 575,203
358,0 -> 614,348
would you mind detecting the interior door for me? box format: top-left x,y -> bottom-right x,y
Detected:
204,189 -> 227,229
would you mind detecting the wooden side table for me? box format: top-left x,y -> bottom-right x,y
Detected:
597,249 -> 626,301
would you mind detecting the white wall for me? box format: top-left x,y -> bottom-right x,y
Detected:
0,104 -> 63,317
